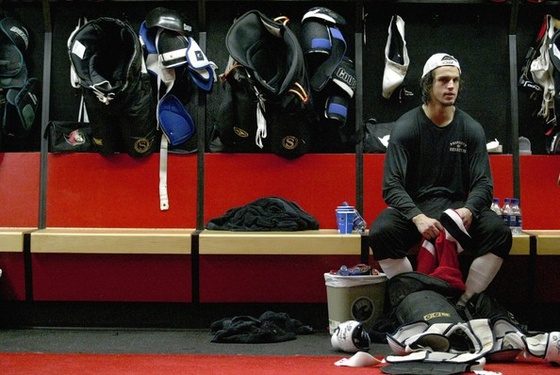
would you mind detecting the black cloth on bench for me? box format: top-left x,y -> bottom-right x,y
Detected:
205,196 -> 319,231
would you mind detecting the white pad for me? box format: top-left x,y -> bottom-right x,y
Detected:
387,319 -> 494,365
382,15 -> 409,99
334,351 -> 382,367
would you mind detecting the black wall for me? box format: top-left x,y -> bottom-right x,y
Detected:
1,1 -> 558,154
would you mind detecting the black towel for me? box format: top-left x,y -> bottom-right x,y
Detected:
210,311 -> 314,343
205,196 -> 319,231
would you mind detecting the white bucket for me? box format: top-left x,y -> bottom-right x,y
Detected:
324,272 -> 387,334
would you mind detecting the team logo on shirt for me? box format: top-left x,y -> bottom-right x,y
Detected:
449,141 -> 467,154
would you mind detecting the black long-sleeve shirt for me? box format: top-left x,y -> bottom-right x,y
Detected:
382,106 -> 493,220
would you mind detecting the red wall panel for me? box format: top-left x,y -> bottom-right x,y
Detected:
46,153 -> 198,228
520,155 -> 560,229
364,154 -> 516,227
204,154 -> 357,229
0,153 -> 40,227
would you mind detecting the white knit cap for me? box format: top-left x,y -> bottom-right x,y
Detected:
422,53 -> 461,78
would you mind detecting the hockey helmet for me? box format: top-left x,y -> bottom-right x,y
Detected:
145,7 -> 192,34
331,320 -> 371,353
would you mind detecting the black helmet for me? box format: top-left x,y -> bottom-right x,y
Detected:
145,7 -> 192,34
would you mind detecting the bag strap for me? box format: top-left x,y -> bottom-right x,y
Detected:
78,94 -> 89,123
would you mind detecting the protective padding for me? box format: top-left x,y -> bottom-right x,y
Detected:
301,20 -> 331,55
156,29 -> 188,68
0,17 -> 29,52
549,30 -> 560,72
395,290 -> 464,326
188,65 -> 213,91
2,77 -> 38,137
139,21 -> 157,54
0,44 -> 25,84
68,17 -> 142,95
387,272 -> 459,310
381,361 -> 473,375
301,6 -> 347,25
325,94 -> 348,122
145,7 -> 192,34
158,94 -> 195,146
225,10 -> 306,96
331,320 -> 371,353
382,15 -> 409,99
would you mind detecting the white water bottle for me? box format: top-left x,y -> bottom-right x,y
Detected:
501,198 -> 512,228
490,198 -> 501,215
510,198 -> 523,235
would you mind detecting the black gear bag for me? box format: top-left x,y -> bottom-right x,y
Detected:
68,17 -> 157,157
213,10 -> 315,159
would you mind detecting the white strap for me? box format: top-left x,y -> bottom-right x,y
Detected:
254,85 -> 267,149
78,95 -> 89,123
68,17 -> 88,89
159,136 -> 169,211
159,48 -> 188,67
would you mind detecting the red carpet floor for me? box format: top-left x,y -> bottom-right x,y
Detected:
0,353 -> 556,374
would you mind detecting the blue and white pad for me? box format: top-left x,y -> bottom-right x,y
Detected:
301,7 -> 347,92
186,37 -> 214,91
157,93 -> 195,146
323,56 -> 356,123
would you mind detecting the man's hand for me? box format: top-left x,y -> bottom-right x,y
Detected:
454,207 -> 473,230
412,213 -> 444,239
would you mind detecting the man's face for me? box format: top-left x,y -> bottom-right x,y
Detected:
430,66 -> 460,107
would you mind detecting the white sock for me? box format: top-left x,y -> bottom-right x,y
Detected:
458,253 -> 503,305
379,257 -> 413,279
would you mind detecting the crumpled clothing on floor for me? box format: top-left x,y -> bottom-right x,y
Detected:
210,311 -> 314,343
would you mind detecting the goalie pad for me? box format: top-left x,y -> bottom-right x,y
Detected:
381,361 -> 481,375
2,77 -> 39,137
386,319 -> 494,365
394,290 -> 464,327
497,319 -> 560,365
387,272 -> 460,310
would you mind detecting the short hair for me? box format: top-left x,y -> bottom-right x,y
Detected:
420,69 -> 463,105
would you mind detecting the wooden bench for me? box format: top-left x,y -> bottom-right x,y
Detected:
198,229 -> 364,303
523,230 -> 560,304
198,229 -> 361,255
29,228 -> 194,302
31,228 -> 194,254
0,228 -> 32,301
487,233 -> 534,304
